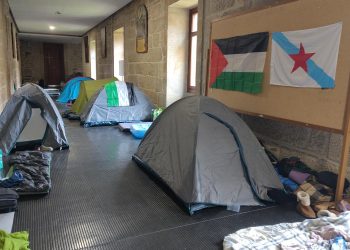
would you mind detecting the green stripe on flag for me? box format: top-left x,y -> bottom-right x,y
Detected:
105,81 -> 119,107
211,72 -> 263,94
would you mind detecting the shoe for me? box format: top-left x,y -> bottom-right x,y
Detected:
317,210 -> 337,218
312,201 -> 334,212
336,200 -> 350,212
296,191 -> 316,219
297,203 -> 316,219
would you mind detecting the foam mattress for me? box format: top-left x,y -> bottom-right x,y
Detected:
130,122 -> 152,139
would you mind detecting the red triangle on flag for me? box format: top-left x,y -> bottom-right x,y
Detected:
209,41 -> 228,87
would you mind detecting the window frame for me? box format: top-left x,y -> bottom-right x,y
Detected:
187,7 -> 198,93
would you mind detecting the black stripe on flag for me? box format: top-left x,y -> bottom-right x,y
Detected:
214,32 -> 269,54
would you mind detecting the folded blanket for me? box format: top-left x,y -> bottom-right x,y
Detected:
7,151 -> 51,194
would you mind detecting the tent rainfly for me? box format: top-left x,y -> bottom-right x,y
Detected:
133,96 -> 283,214
57,76 -> 92,103
80,84 -> 154,127
0,83 -> 69,154
70,77 -> 117,114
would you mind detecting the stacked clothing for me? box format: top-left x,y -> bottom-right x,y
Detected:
276,157 -> 341,202
3,151 -> 52,194
273,156 -> 350,219
0,230 -> 30,250
0,188 -> 18,213
277,157 -> 317,183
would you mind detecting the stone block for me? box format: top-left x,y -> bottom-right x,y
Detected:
149,0 -> 161,6
305,130 -> 330,154
328,133 -> 342,162
149,18 -> 166,34
208,0 -> 242,14
142,88 -> 157,104
152,33 -> 160,48
156,93 -> 166,107
148,48 -> 162,62
143,76 -> 156,90
155,78 -> 163,93
148,3 -> 162,19
128,63 -> 136,74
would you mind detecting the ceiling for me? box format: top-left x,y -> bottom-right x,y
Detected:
169,0 -> 198,9
9,0 -> 133,40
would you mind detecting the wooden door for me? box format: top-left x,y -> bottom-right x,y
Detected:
44,43 -> 64,87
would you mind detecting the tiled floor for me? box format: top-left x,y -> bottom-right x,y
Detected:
12,118 -> 303,249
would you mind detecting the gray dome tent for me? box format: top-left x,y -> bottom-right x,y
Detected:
0,83 -> 69,154
133,96 -> 283,214
80,84 -> 154,127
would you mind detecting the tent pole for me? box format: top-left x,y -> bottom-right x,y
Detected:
336,121 -> 350,201
335,75 -> 350,201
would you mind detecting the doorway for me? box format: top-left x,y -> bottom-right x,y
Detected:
113,27 -> 124,80
90,40 -> 97,79
44,43 -> 65,87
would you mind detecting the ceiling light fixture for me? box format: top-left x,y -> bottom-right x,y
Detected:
49,25 -> 56,30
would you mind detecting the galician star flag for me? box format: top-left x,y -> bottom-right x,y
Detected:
270,22 -> 342,88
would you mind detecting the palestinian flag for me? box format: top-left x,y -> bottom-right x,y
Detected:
209,32 -> 269,94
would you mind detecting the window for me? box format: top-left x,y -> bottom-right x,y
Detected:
113,27 -> 124,80
84,36 -> 89,63
90,40 -> 96,79
187,8 -> 198,92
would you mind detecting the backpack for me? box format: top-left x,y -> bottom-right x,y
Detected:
0,188 -> 18,213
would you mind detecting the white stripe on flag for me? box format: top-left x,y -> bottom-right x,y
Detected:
223,52 -> 266,72
115,81 -> 130,106
270,40 -> 320,88
270,22 -> 342,88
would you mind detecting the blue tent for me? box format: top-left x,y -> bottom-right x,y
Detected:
57,77 -> 92,103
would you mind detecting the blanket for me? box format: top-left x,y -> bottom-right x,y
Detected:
105,81 -> 135,107
6,151 -> 52,194
223,212 -> 350,250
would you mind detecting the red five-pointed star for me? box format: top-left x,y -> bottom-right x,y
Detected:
289,43 -> 315,73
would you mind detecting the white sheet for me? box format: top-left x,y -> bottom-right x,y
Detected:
0,212 -> 14,233
223,212 -> 350,250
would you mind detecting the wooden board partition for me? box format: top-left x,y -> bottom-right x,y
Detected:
207,0 -> 350,200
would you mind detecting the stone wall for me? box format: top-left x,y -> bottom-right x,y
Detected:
82,30 -> 97,78
199,0 -> 348,179
64,43 -> 83,77
0,0 -> 21,112
241,115 -> 344,177
20,40 -> 44,83
83,0 -> 168,106
20,40 -> 83,83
